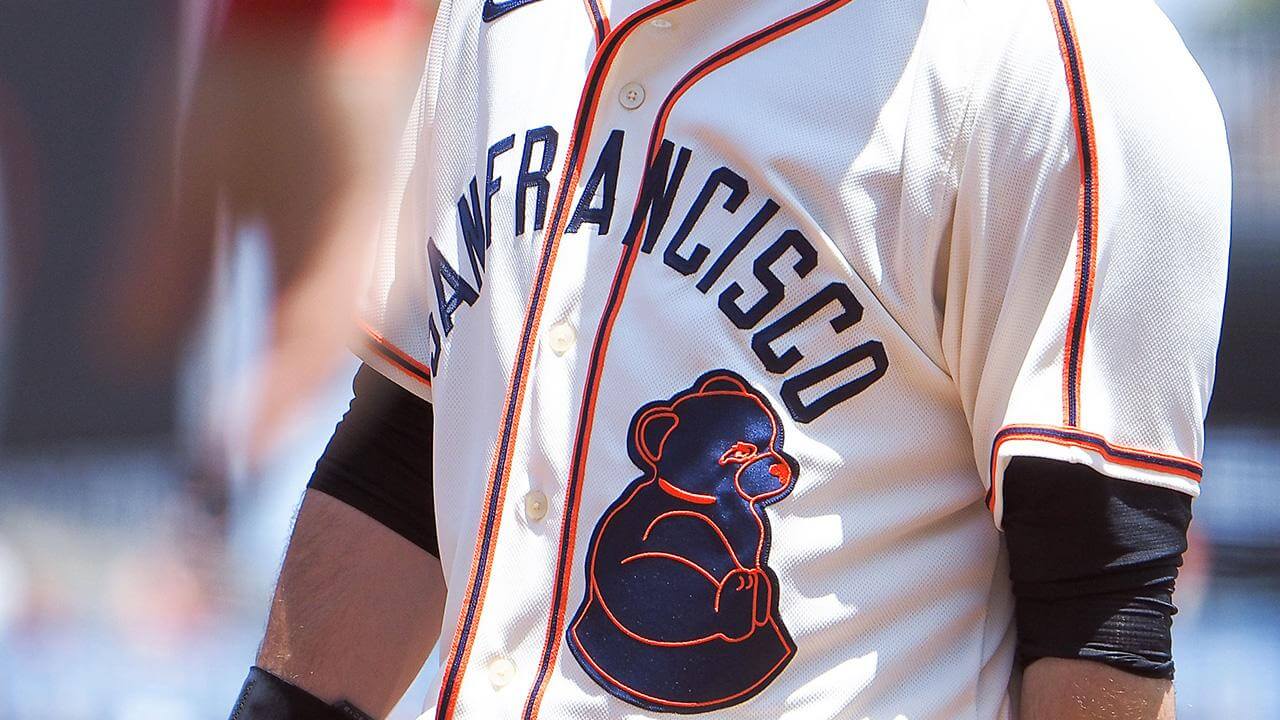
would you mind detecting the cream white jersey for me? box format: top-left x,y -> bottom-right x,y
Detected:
355,0 -> 1230,718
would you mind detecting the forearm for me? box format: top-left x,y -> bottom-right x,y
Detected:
1002,458 -> 1193,719
258,489 -> 446,718
1021,658 -> 1175,720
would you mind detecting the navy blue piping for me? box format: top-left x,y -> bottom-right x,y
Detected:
365,337 -> 432,384
984,425 -> 1202,509
1054,0 -> 1094,428
994,426 -> 1203,477
585,0 -> 608,43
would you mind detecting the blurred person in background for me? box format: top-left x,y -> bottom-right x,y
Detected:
0,101 -> 13,416
1,1 -> 434,718
103,0 -> 433,474
0,61 -> 41,432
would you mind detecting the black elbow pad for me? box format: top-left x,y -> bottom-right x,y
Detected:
1002,457 -> 1192,679
308,364 -> 439,557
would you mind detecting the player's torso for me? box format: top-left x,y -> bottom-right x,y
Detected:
409,0 -> 1015,717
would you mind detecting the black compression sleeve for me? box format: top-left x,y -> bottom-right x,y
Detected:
230,666 -> 373,720
1002,457 -> 1192,679
307,363 -> 438,557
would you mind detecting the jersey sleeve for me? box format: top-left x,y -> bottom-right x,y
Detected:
354,61 -> 440,403
947,0 -> 1231,527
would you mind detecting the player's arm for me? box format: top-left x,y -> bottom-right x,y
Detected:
224,2 -> 448,714
249,491 -> 444,719
231,366 -> 444,719
1021,658 -> 1174,720
1004,459 -> 1186,720
950,2 -> 1230,717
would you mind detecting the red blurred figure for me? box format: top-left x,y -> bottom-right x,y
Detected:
103,0 -> 435,466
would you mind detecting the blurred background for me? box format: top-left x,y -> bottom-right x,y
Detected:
0,1 -> 1275,718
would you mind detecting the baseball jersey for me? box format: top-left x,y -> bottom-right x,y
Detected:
356,0 -> 1231,717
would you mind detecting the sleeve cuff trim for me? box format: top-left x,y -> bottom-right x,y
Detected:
987,424 -> 1202,524
358,321 -> 433,387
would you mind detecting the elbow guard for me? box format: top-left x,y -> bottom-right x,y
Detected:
1002,457 -> 1192,679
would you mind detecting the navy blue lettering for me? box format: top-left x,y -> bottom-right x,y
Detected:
664,167 -> 749,276
428,240 -> 479,336
752,283 -> 863,374
718,229 -> 818,330
427,313 -> 443,374
568,129 -> 624,235
486,134 -> 515,246
696,199 -> 779,294
458,178 -> 487,288
623,140 -> 693,253
516,126 -> 558,236
782,341 -> 889,423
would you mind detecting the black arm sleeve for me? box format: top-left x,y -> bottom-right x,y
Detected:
230,666 -> 373,720
1002,457 -> 1192,679
307,363 -> 438,557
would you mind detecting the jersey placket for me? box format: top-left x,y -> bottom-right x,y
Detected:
432,3 -> 708,718
514,14 -> 706,717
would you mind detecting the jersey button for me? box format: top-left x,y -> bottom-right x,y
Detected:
524,490 -> 549,521
619,82 -> 646,110
488,657 -> 516,689
548,321 -> 576,356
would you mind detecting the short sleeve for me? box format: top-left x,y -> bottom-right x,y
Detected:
354,52 -> 441,403
946,0 -> 1231,526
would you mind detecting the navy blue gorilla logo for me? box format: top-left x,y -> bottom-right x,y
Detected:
566,370 -> 798,713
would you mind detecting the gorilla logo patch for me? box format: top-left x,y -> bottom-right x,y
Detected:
566,370 -> 798,713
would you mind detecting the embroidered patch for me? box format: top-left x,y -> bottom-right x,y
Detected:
566,370 -> 798,713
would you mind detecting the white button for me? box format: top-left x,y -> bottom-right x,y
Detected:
524,490 -> 549,521
619,82 -> 646,110
548,321 -> 576,355
650,17 -> 672,29
488,657 -> 516,688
